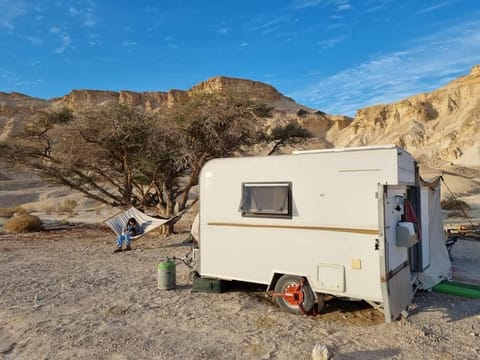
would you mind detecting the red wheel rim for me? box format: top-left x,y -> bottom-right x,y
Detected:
283,283 -> 304,306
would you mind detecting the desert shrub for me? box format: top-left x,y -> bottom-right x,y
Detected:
57,199 -> 78,214
0,206 -> 29,218
0,207 -> 15,217
441,198 -> 469,210
42,204 -> 55,215
4,214 -> 44,233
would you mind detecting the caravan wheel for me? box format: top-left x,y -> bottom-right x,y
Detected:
274,275 -> 315,315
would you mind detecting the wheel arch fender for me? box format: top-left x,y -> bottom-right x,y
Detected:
267,271 -> 320,300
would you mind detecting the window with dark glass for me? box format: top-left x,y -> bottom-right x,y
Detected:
240,182 -> 292,218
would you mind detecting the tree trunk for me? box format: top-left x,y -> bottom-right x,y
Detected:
159,184 -> 176,236
123,152 -> 133,204
267,140 -> 283,156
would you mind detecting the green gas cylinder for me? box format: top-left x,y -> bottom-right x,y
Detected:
157,259 -> 176,290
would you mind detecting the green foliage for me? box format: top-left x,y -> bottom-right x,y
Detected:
4,214 -> 44,233
262,122 -> 313,155
269,123 -> 313,142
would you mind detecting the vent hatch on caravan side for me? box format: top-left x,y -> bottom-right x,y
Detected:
316,264 -> 345,292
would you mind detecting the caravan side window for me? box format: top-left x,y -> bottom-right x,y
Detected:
241,182 -> 292,219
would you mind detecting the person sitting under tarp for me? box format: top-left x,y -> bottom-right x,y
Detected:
114,217 -> 143,253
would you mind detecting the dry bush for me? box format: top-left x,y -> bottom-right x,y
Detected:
41,203 -> 56,215
0,206 -> 29,218
57,199 -> 78,214
441,198 -> 469,210
0,207 -> 15,218
4,214 -> 44,233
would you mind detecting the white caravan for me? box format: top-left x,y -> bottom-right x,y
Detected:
196,145 -> 451,322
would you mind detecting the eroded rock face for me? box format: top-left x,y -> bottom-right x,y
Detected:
332,65 -> 480,166
1,67 -> 479,167
0,92 -> 48,141
191,76 -> 285,103
0,76 -> 344,149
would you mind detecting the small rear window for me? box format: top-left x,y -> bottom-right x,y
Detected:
240,182 -> 292,218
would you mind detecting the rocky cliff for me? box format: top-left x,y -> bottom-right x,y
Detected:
0,92 -> 48,141
331,65 -> 480,167
2,68 -> 480,167
1,76 -> 348,147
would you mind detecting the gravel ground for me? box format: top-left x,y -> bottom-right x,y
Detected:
0,226 -> 479,360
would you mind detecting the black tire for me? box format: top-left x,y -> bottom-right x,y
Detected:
274,275 -> 315,315
316,293 -> 325,313
189,271 -> 200,282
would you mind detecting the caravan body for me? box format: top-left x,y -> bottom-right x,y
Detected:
198,145 -> 448,321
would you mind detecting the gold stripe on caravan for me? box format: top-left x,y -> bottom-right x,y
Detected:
338,169 -> 381,172
208,222 -> 379,235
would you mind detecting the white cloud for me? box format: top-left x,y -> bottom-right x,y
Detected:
318,34 -> 346,49
217,27 -> 229,35
50,26 -> 61,34
246,15 -> 293,36
290,0 -> 323,9
122,40 -> 136,47
88,33 -> 99,46
15,78 -> 43,87
337,4 -> 352,11
69,3 -> 97,27
416,2 -> 450,15
291,0 -> 352,10
240,42 -> 249,47
362,0 -> 396,13
291,19 -> 480,116
0,0 -> 27,30
0,67 -> 42,91
54,33 -> 72,54
83,12 -> 96,27
23,35 -> 44,46
69,7 -> 80,15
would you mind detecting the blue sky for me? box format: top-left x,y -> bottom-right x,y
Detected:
1,0 -> 480,116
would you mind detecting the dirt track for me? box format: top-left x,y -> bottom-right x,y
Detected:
1,226 -> 480,360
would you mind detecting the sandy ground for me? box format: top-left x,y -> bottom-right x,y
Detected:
1,223 -> 480,360
1,164 -> 480,359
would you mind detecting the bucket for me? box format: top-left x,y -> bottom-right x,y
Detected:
157,259 -> 176,290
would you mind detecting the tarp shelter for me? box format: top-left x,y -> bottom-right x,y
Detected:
104,207 -> 169,240
417,176 -> 452,289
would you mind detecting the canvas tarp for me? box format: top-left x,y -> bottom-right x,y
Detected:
417,177 -> 452,289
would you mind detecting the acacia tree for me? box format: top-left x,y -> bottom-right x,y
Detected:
262,122 -> 313,155
1,92 -> 273,234
140,92 -> 273,233
2,104 -> 158,207
169,92 -> 273,211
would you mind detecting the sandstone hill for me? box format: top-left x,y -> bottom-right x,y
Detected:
1,68 -> 479,214
0,76 -> 351,150
330,65 -> 480,169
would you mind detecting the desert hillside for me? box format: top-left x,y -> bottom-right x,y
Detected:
330,65 -> 480,169
0,67 -> 479,218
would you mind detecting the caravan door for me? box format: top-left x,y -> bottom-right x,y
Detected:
378,184 -> 414,322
